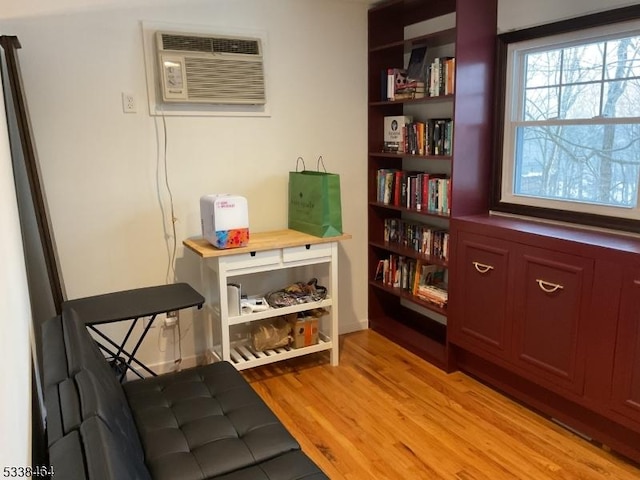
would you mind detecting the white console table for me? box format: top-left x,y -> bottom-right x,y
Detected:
183,229 -> 351,370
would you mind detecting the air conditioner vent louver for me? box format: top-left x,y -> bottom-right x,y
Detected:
156,31 -> 266,105
161,34 -> 213,52
211,38 -> 259,55
160,33 -> 260,56
185,58 -> 265,101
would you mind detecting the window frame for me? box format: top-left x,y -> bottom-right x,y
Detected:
491,4 -> 640,234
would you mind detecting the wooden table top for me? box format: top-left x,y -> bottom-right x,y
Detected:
183,229 -> 352,258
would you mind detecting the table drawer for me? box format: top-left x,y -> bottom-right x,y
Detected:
224,249 -> 281,270
283,243 -> 332,263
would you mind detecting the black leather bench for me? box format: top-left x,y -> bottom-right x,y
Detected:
42,309 -> 328,480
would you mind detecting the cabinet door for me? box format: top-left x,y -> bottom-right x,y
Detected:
611,267 -> 640,424
450,232 -> 512,359
512,247 -> 593,395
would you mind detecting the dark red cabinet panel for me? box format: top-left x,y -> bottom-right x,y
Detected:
450,229 -> 592,395
450,232 -> 512,359
512,248 -> 593,395
611,267 -> 640,424
449,215 -> 640,463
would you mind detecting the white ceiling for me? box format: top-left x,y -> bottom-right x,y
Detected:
0,0 -> 374,20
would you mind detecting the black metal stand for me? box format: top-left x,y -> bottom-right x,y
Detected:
63,283 -> 204,382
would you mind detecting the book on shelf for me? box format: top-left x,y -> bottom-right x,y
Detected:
444,57 -> 455,95
375,259 -> 385,281
386,68 -> 407,101
376,169 -> 394,204
383,118 -> 452,156
381,66 -> 427,101
428,57 -> 455,97
412,261 -> 447,306
383,218 -> 397,244
427,118 -> 453,156
383,169 -> 396,205
423,174 -> 450,214
404,121 -> 427,155
375,253 -> 448,307
378,254 -> 415,291
376,168 -> 451,214
383,115 -> 413,152
396,80 -> 426,100
383,218 -> 450,260
415,283 -> 448,308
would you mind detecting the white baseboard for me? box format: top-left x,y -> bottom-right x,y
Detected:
339,318 -> 368,335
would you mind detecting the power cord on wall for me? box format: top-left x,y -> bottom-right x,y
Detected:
157,107 -> 178,285
155,105 -> 182,369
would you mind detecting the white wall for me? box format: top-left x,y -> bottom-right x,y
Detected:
0,72 -> 32,472
498,0 -> 640,32
0,0 -> 369,372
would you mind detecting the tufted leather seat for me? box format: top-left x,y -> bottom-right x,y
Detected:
123,362 -> 301,480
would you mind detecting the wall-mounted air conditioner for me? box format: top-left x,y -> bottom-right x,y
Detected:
156,31 -> 266,105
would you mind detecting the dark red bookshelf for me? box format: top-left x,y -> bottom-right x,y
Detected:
367,0 -> 497,371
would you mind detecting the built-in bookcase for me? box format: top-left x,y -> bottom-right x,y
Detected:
367,0 -> 497,370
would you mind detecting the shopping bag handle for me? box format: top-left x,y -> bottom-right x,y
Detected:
296,156 -> 306,172
317,155 -> 327,172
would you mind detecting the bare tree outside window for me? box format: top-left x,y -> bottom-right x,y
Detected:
512,34 -> 640,210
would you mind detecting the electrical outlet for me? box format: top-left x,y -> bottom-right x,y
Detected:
164,311 -> 178,328
122,92 -> 136,113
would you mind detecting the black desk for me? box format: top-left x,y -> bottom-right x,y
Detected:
63,283 -> 204,381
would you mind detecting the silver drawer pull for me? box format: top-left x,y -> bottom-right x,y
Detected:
473,261 -> 494,274
536,279 -> 564,293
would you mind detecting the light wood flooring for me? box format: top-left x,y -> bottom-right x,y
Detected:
242,330 -> 640,480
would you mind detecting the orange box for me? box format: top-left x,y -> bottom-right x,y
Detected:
291,317 -> 319,348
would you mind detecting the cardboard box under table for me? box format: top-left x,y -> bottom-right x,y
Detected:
291,316 -> 319,348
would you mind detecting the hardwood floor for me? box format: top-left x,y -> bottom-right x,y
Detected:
242,330 -> 640,480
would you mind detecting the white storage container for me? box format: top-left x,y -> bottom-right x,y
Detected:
200,194 -> 249,249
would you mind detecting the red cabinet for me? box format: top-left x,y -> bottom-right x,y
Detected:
512,248 -> 593,395
450,229 -> 592,395
611,267 -> 640,424
449,215 -> 640,463
450,232 -> 512,359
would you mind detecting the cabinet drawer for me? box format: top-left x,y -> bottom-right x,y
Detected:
451,232 -> 512,358
611,267 -> 640,425
224,249 -> 281,270
513,247 -> 593,395
283,243 -> 332,263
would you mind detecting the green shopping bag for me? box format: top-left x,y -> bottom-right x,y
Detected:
288,156 -> 343,237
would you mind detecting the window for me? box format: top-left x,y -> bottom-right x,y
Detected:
495,7 -> 640,232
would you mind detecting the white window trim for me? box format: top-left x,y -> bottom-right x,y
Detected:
500,18 -> 640,221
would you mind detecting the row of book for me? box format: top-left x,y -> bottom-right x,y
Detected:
383,116 -> 453,156
374,254 -> 448,308
376,169 -> 451,215
429,57 -> 455,97
383,218 -> 449,260
381,56 -> 455,101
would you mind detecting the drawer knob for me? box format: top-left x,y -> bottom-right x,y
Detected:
536,279 -> 564,293
473,261 -> 494,274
